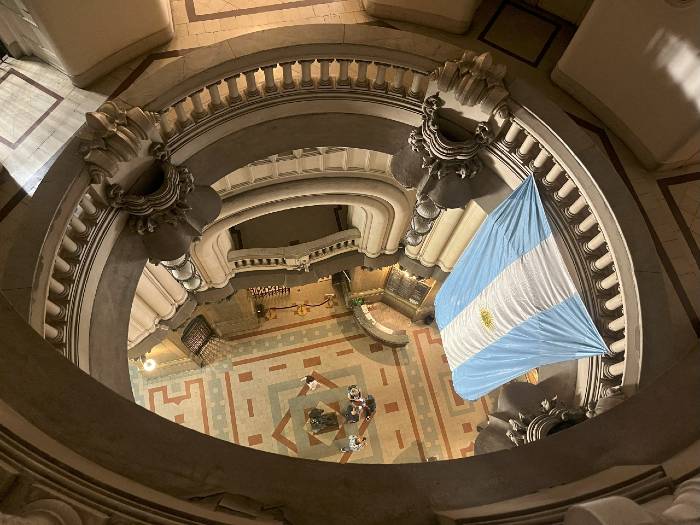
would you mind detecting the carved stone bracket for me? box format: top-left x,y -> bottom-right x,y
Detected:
78,101 -> 159,184
394,93 -> 493,246
106,160 -> 195,235
506,395 -> 588,447
409,93 -> 493,182
433,50 -> 509,115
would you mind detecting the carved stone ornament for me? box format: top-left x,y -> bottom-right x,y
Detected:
506,395 -> 588,447
107,160 -> 195,235
433,50 -> 509,114
78,101 -> 159,184
409,93 -> 493,182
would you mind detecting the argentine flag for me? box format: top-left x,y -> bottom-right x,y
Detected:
435,175 -> 608,400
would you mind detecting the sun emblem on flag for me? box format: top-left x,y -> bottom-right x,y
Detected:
479,307 -> 495,331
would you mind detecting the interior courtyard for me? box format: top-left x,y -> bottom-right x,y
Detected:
0,1 -> 699,524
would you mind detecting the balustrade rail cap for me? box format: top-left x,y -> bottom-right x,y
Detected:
116,24 -> 462,110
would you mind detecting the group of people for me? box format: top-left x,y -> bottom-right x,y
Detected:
300,376 -> 374,454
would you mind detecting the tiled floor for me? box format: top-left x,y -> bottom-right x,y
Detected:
130,285 -> 501,464
1,0 -> 699,458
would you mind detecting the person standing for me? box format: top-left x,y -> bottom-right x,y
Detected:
301,375 -> 319,390
340,435 -> 367,453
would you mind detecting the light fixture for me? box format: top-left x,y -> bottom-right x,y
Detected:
404,230 -> 423,246
143,358 -> 157,372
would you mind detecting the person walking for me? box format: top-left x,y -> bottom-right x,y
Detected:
340,435 -> 367,453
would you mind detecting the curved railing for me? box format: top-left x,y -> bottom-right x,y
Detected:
0,23 -> 684,525
228,228 -> 361,273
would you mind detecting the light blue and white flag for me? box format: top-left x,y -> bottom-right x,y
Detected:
435,175 -> 608,401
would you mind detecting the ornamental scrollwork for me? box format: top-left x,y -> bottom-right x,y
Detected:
433,50 -> 509,114
106,161 -> 195,235
78,101 -> 159,184
408,93 -> 493,181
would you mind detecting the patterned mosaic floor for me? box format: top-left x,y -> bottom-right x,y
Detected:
130,300 -> 500,464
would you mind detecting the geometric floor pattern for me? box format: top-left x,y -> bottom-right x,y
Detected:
130,303 -> 499,464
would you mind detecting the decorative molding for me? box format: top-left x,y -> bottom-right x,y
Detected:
107,160 -> 195,235
409,93 -> 493,181
433,50 -> 509,114
400,93 -> 493,246
506,396 -> 588,447
78,101 -> 159,184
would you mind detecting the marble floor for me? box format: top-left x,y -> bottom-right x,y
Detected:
130,286 -> 504,464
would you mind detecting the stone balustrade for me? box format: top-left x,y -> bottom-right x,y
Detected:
228,229 -> 361,274
43,190 -> 113,365
154,56 -> 429,148
492,113 -> 632,405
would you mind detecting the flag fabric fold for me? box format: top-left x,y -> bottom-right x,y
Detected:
435,175 -> 608,400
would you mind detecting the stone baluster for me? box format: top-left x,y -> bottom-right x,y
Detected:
603,359 -> 625,378
608,315 -> 625,332
318,58 -> 333,87
530,146 -> 551,173
262,65 -> 278,93
390,66 -> 407,95
597,271 -> 619,291
576,213 -> 598,235
49,277 -> 68,299
554,179 -> 577,201
605,294 -> 623,312
502,120 -> 522,149
408,71 -> 426,98
189,90 -> 209,121
609,338 -> 626,354
585,231 -> 607,253
373,63 -> 389,91
543,163 -> 565,187
592,252 -> 614,271
158,108 -> 176,139
280,62 -> 296,89
44,323 -> 64,343
53,255 -> 74,278
299,60 -> 314,88
61,234 -> 80,258
174,99 -> 194,129
336,59 -> 351,86
225,75 -> 242,104
355,61 -> 370,88
69,215 -> 89,239
516,134 -> 537,162
45,299 -> 66,321
206,81 -> 226,111
243,69 -> 260,97
566,195 -> 588,217
79,194 -> 99,218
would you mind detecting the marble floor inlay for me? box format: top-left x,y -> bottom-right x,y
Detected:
130,301 -> 502,464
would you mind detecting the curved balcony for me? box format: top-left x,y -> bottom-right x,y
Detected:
228,228 -> 361,273
0,24 -> 689,525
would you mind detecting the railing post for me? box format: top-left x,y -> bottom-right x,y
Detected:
389,66 -> 407,95
337,59 -> 351,86
355,61 -> 370,89
225,74 -> 242,104
207,81 -> 226,111
243,69 -> 260,98
318,58 -> 333,87
262,65 -> 278,93
299,60 -> 314,88
373,63 -> 389,91
280,62 -> 296,90
190,90 -> 209,121
408,71 -> 426,99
